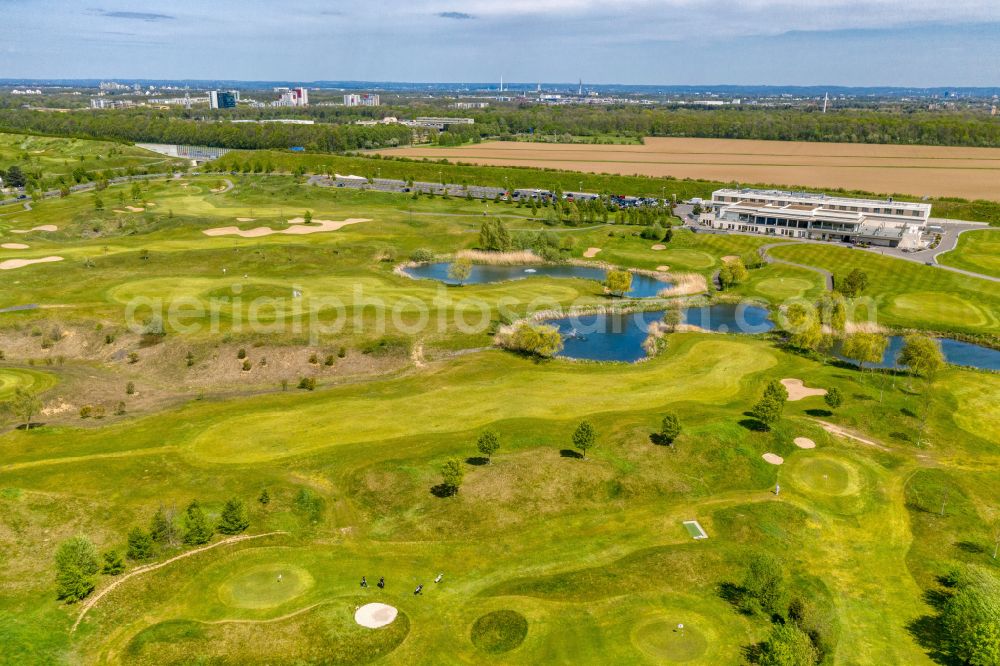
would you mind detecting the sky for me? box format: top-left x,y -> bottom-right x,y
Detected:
2,0 -> 1000,86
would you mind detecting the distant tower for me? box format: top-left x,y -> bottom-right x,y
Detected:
579,79 -> 583,96
500,75 -> 503,93
822,92 -> 829,113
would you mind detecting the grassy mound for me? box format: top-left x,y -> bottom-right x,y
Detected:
124,604 -> 409,665
632,618 -> 708,662
470,610 -> 528,654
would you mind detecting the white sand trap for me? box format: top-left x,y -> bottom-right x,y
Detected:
0,256 -> 64,270
203,218 -> 370,238
721,255 -> 740,262
11,225 -> 57,234
125,206 -> 145,212
762,453 -> 784,465
781,378 -> 827,401
236,217 -> 256,222
794,437 -> 816,449
1,243 -> 29,249
355,603 -> 398,629
583,247 -> 602,258
650,244 -> 666,250
656,265 -> 670,271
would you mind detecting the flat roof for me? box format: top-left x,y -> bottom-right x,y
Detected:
713,187 -> 931,213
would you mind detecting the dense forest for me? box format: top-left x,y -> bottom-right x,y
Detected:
0,109 -> 413,152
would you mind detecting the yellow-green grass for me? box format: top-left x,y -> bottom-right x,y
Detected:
769,243 -> 1000,335
937,228 -> 1000,278
0,367 -> 56,400
0,132 -> 181,183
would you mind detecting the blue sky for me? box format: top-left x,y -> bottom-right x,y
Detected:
2,1 -> 1000,85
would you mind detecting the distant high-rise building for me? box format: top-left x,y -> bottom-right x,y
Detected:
273,87 -> 309,107
344,93 -> 380,107
209,90 -> 238,109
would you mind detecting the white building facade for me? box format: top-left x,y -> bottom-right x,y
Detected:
704,188 -> 931,248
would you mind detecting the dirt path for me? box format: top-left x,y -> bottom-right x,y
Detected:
72,531 -> 288,632
812,419 -> 891,451
203,602 -> 329,625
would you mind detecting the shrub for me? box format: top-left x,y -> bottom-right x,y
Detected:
324,354 -> 335,366
237,348 -> 246,360
125,381 -> 135,395
127,352 -> 139,364
79,405 -> 92,419
410,248 -> 434,262
298,377 -> 316,391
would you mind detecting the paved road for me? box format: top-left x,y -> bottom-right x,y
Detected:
758,241 -> 835,291
0,172 -> 174,208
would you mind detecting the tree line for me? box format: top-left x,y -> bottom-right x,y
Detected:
0,109 -> 413,152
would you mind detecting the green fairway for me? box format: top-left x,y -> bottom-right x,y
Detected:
937,228 -> 1000,278
1,140 -> 999,665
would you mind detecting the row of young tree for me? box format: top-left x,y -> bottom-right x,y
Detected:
54,498 -> 251,603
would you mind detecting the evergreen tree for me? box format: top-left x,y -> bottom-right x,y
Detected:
126,527 -> 154,561
101,550 -> 125,575
217,498 -> 250,535
54,536 -> 99,602
148,505 -> 178,547
258,488 -> 270,506
750,379 -> 788,429
182,500 -> 213,545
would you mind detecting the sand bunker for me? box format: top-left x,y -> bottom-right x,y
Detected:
721,255 -> 740,263
1,243 -> 29,250
583,247 -> 602,258
656,265 -> 670,271
125,206 -> 145,212
781,378 -> 828,401
355,603 -> 398,629
794,437 -> 817,449
10,225 -> 57,234
762,453 -> 784,465
0,256 -> 64,270
236,217 -> 256,222
203,218 -> 370,238
650,244 -> 666,250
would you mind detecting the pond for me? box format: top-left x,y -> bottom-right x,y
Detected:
402,262 -> 672,298
835,336 -> 1000,371
550,304 -> 774,363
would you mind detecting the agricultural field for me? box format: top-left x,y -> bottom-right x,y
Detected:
1,139 -> 999,665
0,133 -> 180,186
382,137 -> 1000,201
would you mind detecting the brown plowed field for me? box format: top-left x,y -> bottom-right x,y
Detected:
380,137 -> 1000,200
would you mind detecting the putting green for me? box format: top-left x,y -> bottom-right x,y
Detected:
656,249 -> 716,271
0,368 -> 57,400
470,610 -> 528,654
631,617 -> 708,662
217,564 -> 314,609
753,277 -> 813,301
887,292 -> 990,329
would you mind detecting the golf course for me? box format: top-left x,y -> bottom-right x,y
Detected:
1,138 -> 999,665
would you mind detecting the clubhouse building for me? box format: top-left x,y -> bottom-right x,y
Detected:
702,188 -> 932,248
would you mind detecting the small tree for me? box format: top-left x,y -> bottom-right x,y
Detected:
663,304 -> 683,333
572,421 -> 596,458
217,498 -> 250,535
440,458 -> 465,494
55,536 -> 100,602
126,527 -> 154,561
148,505 -> 178,547
841,333 -> 888,372
940,566 -> 1000,665
101,550 -> 125,575
182,500 -> 213,545
898,334 -> 945,381
658,412 -> 682,446
258,489 -> 270,506
836,268 -> 869,298
750,379 -> 788,430
605,269 -> 633,297
476,429 -> 501,462
756,623 -> 819,666
303,210 -> 313,224
448,257 -> 473,282
824,387 -> 843,411
10,387 -> 42,430
741,553 -> 786,616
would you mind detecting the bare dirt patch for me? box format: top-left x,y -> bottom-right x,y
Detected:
203,218 -> 369,238
781,378 -> 827,401
583,247 -> 602,258
0,256 -> 63,270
